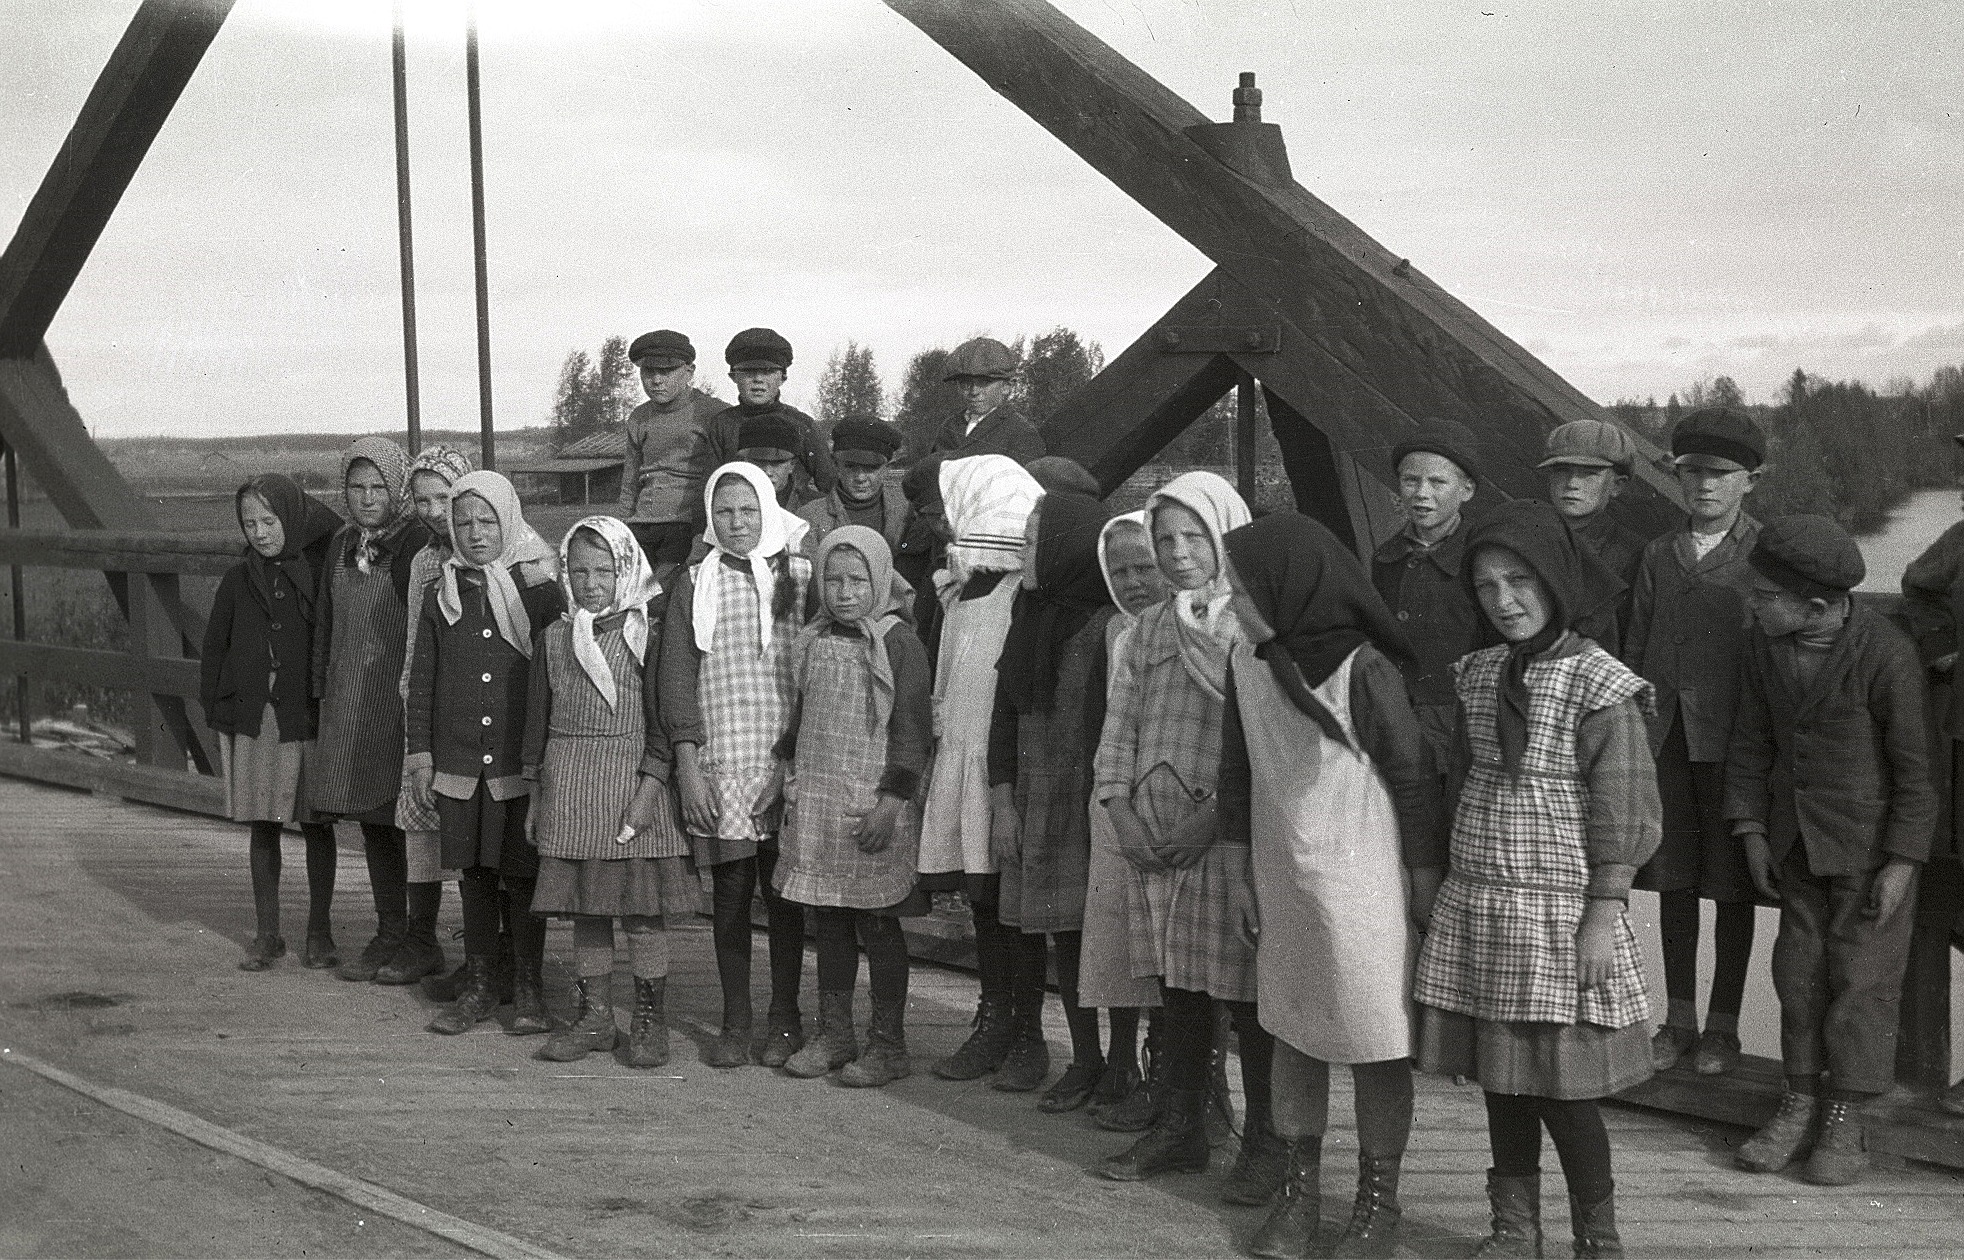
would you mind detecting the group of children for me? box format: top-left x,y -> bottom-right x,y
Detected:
199,323 -> 1944,1260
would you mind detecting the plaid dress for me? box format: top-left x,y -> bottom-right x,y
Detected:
394,542 -> 447,835
1413,642 -> 1652,1028
690,555 -> 806,865
1093,602 -> 1254,1002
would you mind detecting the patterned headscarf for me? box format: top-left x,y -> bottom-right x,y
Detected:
795,525 -> 904,734
340,436 -> 414,572
235,473 -> 343,624
437,471 -> 556,658
559,516 -> 661,708
695,461 -> 807,654
405,443 -> 474,542
938,454 -> 1041,583
1147,470 -> 1251,701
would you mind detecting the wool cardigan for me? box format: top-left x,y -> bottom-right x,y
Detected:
200,530 -> 336,740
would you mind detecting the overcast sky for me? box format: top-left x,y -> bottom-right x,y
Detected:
4,0 -> 1959,439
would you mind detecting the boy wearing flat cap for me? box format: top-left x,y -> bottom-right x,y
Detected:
1372,416 -> 1486,763
736,412 -> 808,508
1624,407 -> 1766,1078
798,416 -> 909,555
1727,515 -> 1933,1186
1541,418 -> 1651,654
619,329 -> 728,571
927,337 -> 1046,465
706,327 -> 837,507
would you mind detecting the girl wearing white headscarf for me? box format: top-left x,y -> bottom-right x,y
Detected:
405,471 -> 565,1040
1091,471 -> 1281,1200
525,517 -> 695,1070
656,461 -> 815,1069
916,454 -> 1049,1087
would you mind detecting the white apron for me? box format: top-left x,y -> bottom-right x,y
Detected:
918,575 -> 1019,876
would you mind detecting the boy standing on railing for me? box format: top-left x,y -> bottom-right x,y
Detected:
1726,516 -> 1934,1186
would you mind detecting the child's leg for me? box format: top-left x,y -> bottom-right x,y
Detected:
1484,1091 -> 1543,1176
996,929 -> 1052,1092
708,856 -> 758,1032
837,912 -> 912,1087
1253,1041 -> 1329,1254
300,822 -> 336,942
621,915 -> 670,1068
859,913 -> 909,1009
622,916 -> 668,980
935,879 -> 1016,1079
1220,1000 -> 1284,1205
1771,857 -> 1832,1087
1051,931 -> 1103,1069
812,905 -> 860,995
540,915 -> 618,1060
753,843 -> 806,1029
501,798 -> 547,1034
786,906 -> 856,1078
1352,1058 -> 1415,1158
1101,986 -> 1213,1180
247,821 -> 283,940
343,822 -> 408,979
1706,899 -> 1755,1034
1268,1040 -> 1331,1141
1536,1096 -> 1618,1250
428,865 -> 503,1035
572,915 -> 615,981
1106,1006 -> 1140,1075
1477,1092 -> 1547,1254
1657,889 -> 1701,1031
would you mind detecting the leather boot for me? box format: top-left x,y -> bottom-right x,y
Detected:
302,931 -> 339,970
375,883 -> 445,984
624,977 -> 669,1069
507,958 -> 550,1035
839,998 -> 911,1088
1247,1135 -> 1320,1259
993,994 -> 1051,1093
932,994 -> 1013,1080
1471,1170 -> 1542,1258
238,935 -> 286,972
1100,1087 -> 1210,1181
758,1007 -> 807,1069
1803,1099 -> 1867,1186
338,919 -> 405,983
1221,1113 -> 1292,1206
427,956 -> 498,1035
1098,1018 -> 1164,1132
1736,1090 -> 1818,1172
423,960 -> 470,1003
785,990 -> 858,1078
1329,1153 -> 1402,1258
538,976 -> 616,1062
1568,1189 -> 1621,1259
1039,1059 -> 1106,1113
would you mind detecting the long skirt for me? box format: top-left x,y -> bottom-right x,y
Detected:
220,704 -> 309,825
1415,1005 -> 1652,1100
533,855 -> 700,920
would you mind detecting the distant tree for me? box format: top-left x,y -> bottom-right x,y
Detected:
593,335 -> 638,422
550,348 -> 597,443
1020,327 -> 1105,424
1708,376 -> 1744,408
894,346 -> 955,460
549,339 -> 640,447
816,341 -> 885,429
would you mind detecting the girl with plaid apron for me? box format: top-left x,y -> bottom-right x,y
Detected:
1412,501 -> 1661,1259
658,462 -> 814,1069
773,527 -> 933,1087
530,518 -> 696,1070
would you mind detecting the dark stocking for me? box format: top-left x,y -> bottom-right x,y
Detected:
459,866 -> 501,956
1538,1097 -> 1614,1206
1161,986 -> 1216,1091
710,857 -> 760,1029
1106,1006 -> 1141,1075
505,876 -> 543,970
754,845 -> 805,1020
970,891 -> 1015,1002
1708,900 -> 1756,1021
300,822 -> 336,934
1051,931 -> 1103,1067
1224,999 -> 1273,1133
1485,1091 -> 1544,1176
859,914 -> 909,1006
1352,1058 -> 1415,1157
813,906 -> 859,992
1658,888 -> 1700,1020
247,821 -> 282,938
359,822 -> 408,932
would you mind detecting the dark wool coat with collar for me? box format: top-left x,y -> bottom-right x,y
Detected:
1623,513 -> 1761,761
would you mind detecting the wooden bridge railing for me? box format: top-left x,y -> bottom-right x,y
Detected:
0,525 -> 238,815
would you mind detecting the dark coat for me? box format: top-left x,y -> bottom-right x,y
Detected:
1623,513 -> 1761,761
926,406 -> 1045,466
405,568 -> 565,790
797,480 -> 909,557
704,401 -> 837,501
200,534 -> 335,740
1723,606 -> 1935,875
1567,510 -> 1653,657
1901,516 -> 1964,739
1371,519 -> 1482,712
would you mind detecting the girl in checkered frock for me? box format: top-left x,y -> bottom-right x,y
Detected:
772,527 -> 933,1086
1411,501 -> 1661,1260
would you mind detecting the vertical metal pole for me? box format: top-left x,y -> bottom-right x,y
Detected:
1234,368 -> 1257,501
465,4 -> 495,470
391,2 -> 422,454
3,442 -> 25,744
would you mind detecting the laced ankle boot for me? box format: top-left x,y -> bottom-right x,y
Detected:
785,990 -> 858,1078
1329,1153 -> 1402,1258
839,998 -> 911,1087
538,976 -> 616,1062
1568,1188 -> 1621,1259
1247,1134 -> 1321,1258
427,956 -> 498,1035
507,957 -> 550,1035
624,977 -> 669,1068
1221,1113 -> 1291,1206
1471,1170 -> 1542,1257
1100,1086 -> 1210,1181
1736,1090 -> 1819,1172
933,994 -> 1013,1080
1804,1098 -> 1868,1186
758,1006 -> 807,1069
993,990 -> 1051,1093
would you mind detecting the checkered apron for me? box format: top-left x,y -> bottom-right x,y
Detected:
1412,643 -> 1651,1028
777,631 -> 920,909
693,557 -> 803,843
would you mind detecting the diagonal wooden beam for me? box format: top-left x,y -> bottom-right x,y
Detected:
884,0 -> 1677,505
0,0 -> 234,356
0,351 -> 156,530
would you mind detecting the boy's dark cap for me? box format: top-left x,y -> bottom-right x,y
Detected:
1750,514 -> 1865,599
725,327 -> 793,372
1671,407 -> 1764,471
628,329 -> 694,367
1391,418 -> 1483,483
1538,419 -> 1634,471
942,337 -> 1018,381
832,416 -> 903,467
737,412 -> 800,461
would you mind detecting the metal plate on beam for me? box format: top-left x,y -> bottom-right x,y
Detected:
1156,325 -> 1279,354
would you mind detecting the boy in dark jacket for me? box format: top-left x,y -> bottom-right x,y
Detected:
1726,516 -> 1934,1186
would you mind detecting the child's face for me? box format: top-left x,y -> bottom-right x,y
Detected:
1745,575 -> 1818,638
730,367 -> 784,406
1104,527 -> 1170,616
955,375 -> 1011,417
1223,560 -> 1273,644
1675,462 -> 1758,526
639,360 -> 693,406
566,531 -> 619,614
239,492 -> 285,558
410,472 -> 453,540
344,458 -> 393,529
711,477 -> 763,556
1153,502 -> 1217,591
823,547 -> 875,622
747,456 -> 794,498
837,459 -> 883,503
451,492 -> 504,567
1472,545 -> 1552,643
1397,451 -> 1476,535
1544,464 -> 1626,520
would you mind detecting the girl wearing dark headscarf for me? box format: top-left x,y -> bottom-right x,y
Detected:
1215,512 -> 1445,1260
310,437 -> 433,983
984,487 -> 1117,1108
202,474 -> 347,971
1410,500 -> 1660,1260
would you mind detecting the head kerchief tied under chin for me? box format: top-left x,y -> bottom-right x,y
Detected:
560,516 -> 661,708
796,525 -> 903,733
696,461 -> 805,654
998,489 -> 1112,713
438,471 -> 555,658
1146,470 -> 1251,700
236,473 -> 342,624
938,454 -> 1041,584
340,435 -> 414,572
406,443 -> 474,489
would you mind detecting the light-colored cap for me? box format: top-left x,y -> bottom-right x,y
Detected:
1538,419 -> 1635,471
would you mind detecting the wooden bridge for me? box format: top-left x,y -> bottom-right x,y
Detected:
2,3 -> 1964,1252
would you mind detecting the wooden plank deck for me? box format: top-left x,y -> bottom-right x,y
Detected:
1,776 -> 1960,1258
